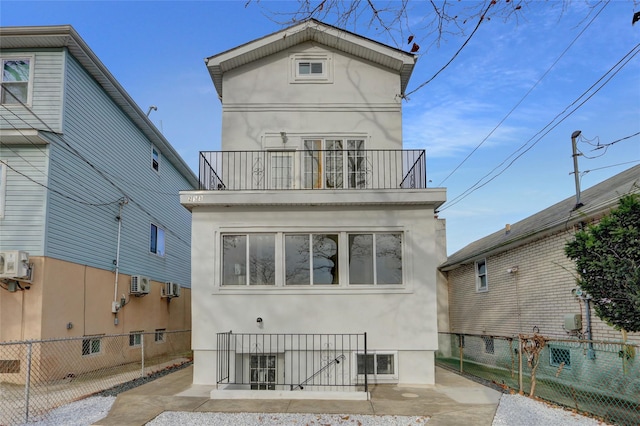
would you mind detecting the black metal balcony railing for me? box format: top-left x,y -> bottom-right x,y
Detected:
199,150 -> 426,191
216,332 -> 368,393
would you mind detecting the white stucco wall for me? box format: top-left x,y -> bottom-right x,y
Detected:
188,196 -> 442,386
220,43 -> 403,151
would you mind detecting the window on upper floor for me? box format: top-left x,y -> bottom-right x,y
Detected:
303,139 -> 367,189
152,146 -> 160,172
221,231 -> 403,287
150,223 -> 165,257
0,161 -> 6,219
349,233 -> 403,285
290,53 -> 333,83
222,234 -> 276,286
1,57 -> 33,105
475,259 -> 488,292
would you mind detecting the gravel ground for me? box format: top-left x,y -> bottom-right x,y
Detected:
22,393 -> 608,425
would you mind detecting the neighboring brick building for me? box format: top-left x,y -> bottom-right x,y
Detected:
440,164 -> 639,344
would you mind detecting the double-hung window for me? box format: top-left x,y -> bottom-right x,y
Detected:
475,259 -> 488,292
303,139 -> 367,189
152,146 -> 160,172
349,233 -> 402,285
222,234 -> 276,285
1,57 -> 32,105
150,223 -> 165,257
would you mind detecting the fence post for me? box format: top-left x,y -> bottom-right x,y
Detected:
24,341 -> 32,423
141,333 -> 145,378
518,336 -> 523,394
364,332 -> 368,393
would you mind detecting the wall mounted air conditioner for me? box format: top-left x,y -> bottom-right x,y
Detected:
130,275 -> 150,295
162,281 -> 181,298
0,251 -> 30,279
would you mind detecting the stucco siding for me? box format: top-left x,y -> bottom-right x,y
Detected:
0,145 -> 49,254
221,43 -> 403,151
447,227 -> 640,344
0,49 -> 64,132
43,52 -> 192,286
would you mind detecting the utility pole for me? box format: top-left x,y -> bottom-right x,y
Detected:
571,130 -> 583,210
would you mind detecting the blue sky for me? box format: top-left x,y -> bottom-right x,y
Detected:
2,0 -> 639,254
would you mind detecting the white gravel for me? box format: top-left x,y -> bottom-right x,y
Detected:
22,394 -> 608,425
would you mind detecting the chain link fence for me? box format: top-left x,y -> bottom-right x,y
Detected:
0,330 -> 191,425
436,332 -> 640,426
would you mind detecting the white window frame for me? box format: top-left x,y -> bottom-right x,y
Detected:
284,233 -> 340,286
151,145 -> 160,172
1,55 -> 35,106
355,351 -> 398,382
267,151 -> 294,189
302,138 -> 367,189
150,223 -> 166,257
220,231 -> 404,288
0,161 -> 6,219
129,331 -> 143,347
348,233 -> 403,285
475,259 -> 488,292
82,336 -> 102,356
289,53 -> 333,84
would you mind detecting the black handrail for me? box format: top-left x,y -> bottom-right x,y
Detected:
291,354 -> 346,390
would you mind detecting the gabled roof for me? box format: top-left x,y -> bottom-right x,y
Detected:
205,19 -> 417,99
0,25 -> 198,188
440,165 -> 640,270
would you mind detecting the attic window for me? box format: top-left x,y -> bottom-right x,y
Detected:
290,53 -> 333,84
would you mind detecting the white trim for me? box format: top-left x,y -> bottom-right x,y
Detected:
475,259 -> 488,292
151,145 -> 160,173
354,351 -> 399,382
289,52 -> 333,84
0,55 -> 35,106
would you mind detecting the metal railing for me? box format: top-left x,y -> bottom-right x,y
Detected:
216,332 -> 368,393
199,149 -> 427,190
436,332 -> 640,426
0,330 -> 191,425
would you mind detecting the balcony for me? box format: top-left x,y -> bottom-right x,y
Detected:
199,149 -> 427,191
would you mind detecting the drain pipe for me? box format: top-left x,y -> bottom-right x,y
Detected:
112,197 -> 128,322
583,296 -> 596,360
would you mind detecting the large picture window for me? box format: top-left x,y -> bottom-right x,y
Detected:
285,234 -> 339,285
221,232 -> 403,287
349,233 -> 402,285
303,139 -> 367,189
223,234 -> 276,285
1,58 -> 32,105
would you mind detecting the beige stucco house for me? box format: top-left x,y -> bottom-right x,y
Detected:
181,20 -> 447,397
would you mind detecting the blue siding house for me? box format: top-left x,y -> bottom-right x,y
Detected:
0,25 -> 197,342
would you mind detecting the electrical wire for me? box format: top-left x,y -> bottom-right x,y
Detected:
440,42 -> 640,212
436,0 -> 610,187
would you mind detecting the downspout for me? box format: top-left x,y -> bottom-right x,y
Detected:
112,197 -> 128,322
583,296 -> 596,360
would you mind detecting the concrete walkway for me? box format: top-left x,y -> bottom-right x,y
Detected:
94,366 -> 502,425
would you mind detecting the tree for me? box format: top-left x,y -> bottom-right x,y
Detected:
565,193 -> 640,333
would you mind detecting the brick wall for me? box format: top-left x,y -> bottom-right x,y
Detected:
446,227 -> 639,344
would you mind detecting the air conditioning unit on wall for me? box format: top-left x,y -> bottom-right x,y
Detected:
130,275 -> 150,295
162,281 -> 181,298
0,251 -> 30,279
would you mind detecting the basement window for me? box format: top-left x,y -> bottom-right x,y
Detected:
549,346 -> 571,368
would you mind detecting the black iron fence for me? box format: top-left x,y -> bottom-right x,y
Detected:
199,149 -> 426,191
436,332 -> 640,426
216,332 -> 368,393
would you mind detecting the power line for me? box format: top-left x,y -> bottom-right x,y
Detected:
440,42 -> 640,212
403,1 -> 494,98
436,0 -> 610,187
